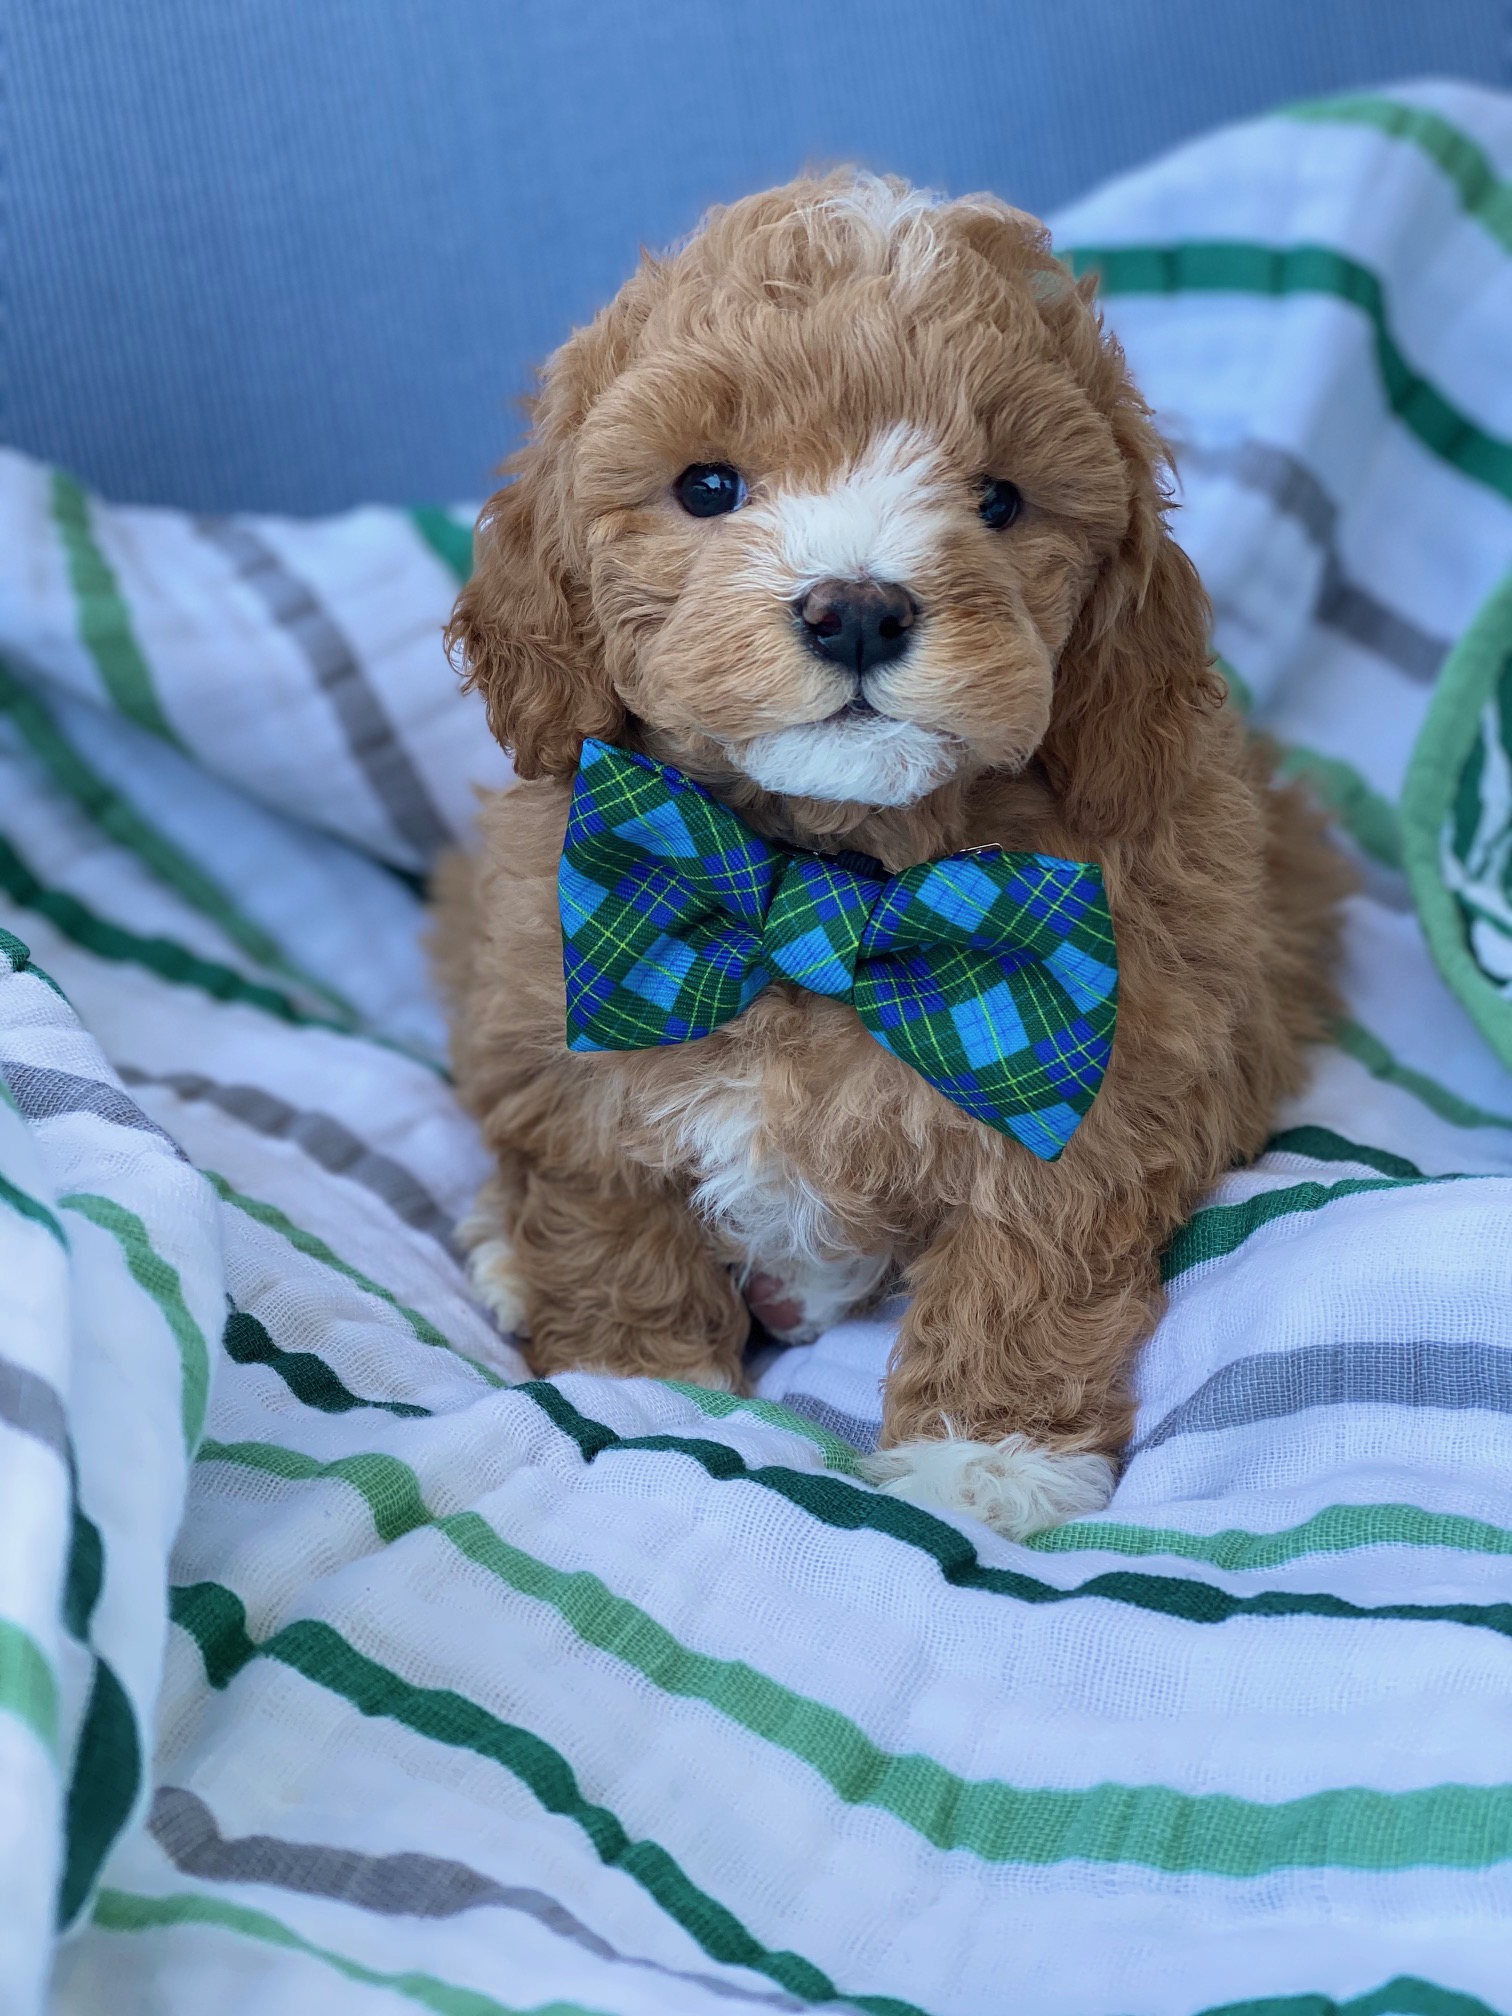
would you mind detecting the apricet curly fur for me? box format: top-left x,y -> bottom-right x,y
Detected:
431,171 -> 1350,1459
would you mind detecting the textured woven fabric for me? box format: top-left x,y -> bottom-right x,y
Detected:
560,739 -> 1117,1156
4,82 -> 1512,2016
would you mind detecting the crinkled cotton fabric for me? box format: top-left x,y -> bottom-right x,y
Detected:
2,82 -> 1512,2016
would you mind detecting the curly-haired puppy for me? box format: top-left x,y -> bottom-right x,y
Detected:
432,171 -> 1347,1539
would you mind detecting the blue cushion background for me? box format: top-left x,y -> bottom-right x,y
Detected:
8,0 -> 1511,513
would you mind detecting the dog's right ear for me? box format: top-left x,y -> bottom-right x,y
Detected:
445,440 -> 625,783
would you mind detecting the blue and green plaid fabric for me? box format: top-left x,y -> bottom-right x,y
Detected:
559,739 -> 1118,1158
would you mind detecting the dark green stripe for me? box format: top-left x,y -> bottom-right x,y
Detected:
517,1382 -> 1512,1642
1290,93 -> 1512,255
1065,241 -> 1512,503
1198,1973 -> 1503,2016
58,1658 -> 141,1926
0,924 -> 68,997
0,828 -> 349,1031
0,830 -> 445,1071
51,1431 -> 139,1931
203,1169 -> 485,1370
410,506 -> 474,583
50,469 -> 183,743
1266,1125 -> 1425,1181
0,657 -> 361,1022
223,1307 -> 429,1419
169,1586 -> 923,2016
171,1582 -> 258,1690
60,1192 -> 210,1449
64,1495 -> 105,1641
0,1169 -> 69,1248
94,1888 -> 610,2016
1163,1173 -> 1482,1281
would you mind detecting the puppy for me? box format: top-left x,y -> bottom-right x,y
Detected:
432,171 -> 1347,1538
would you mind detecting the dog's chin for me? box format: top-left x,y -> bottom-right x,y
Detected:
725,714 -> 958,808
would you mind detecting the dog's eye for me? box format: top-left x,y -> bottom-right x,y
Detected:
673,463 -> 748,518
978,479 -> 1023,530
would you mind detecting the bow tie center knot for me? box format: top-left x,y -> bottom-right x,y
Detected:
761,853 -> 884,1003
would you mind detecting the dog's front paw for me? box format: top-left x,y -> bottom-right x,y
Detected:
464,1237 -> 528,1336
860,1434 -> 1114,1540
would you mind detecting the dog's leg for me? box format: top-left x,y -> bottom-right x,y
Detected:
465,1161 -> 750,1389
862,1209 -> 1157,1540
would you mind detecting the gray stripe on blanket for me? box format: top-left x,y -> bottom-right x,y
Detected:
0,1060 -> 187,1157
1135,1340 -> 1512,1451
0,1356 -> 69,1463
197,516 -> 452,861
778,1392 -> 881,1454
118,1065 -> 455,1249
150,1787 -> 805,2009
1184,440 -> 1449,683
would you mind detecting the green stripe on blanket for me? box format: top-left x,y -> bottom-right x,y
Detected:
1063,241 -> 1512,503
8,81 -> 1512,2016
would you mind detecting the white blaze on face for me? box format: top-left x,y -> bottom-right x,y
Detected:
729,424 -> 959,805
747,422 -> 954,598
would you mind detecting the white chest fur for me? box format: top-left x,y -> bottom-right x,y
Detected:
652,1069 -> 890,1344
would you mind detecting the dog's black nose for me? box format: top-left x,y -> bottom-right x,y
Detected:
798,578 -> 917,677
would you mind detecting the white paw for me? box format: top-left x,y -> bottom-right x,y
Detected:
860,1434 -> 1114,1540
462,1233 -> 529,1336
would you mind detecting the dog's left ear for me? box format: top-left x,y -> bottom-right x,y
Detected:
1039,397 -> 1225,840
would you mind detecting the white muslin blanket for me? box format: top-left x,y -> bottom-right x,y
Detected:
2,80 -> 1512,2016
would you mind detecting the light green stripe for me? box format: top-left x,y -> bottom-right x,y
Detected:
410,507 -> 474,584
0,1169 -> 69,1249
0,1618 -> 59,1754
664,1381 -> 864,1474
1278,745 -> 1403,870
1065,241 -> 1512,504
60,1192 -> 210,1448
1212,650 -> 1402,868
1028,1500 -> 1512,1570
1290,93 -> 1512,254
93,1889 -> 606,2016
49,470 -> 183,744
1211,653 -> 1252,712
1335,1017 -> 1512,1132
0,658 -> 361,1023
201,1169 -> 502,1383
200,1437 -> 1512,1876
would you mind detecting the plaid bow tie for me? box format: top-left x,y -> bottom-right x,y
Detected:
558,738 -> 1118,1158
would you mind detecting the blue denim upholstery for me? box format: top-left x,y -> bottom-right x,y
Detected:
9,0 -> 1510,512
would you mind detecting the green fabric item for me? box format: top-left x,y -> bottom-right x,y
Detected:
1401,571 -> 1512,1073
559,739 -> 1118,1157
